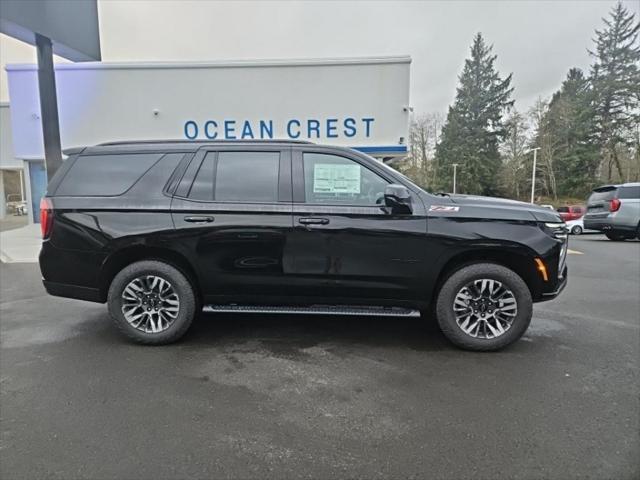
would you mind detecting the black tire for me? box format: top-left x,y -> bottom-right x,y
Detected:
435,263 -> 533,351
605,231 -> 627,241
571,225 -> 583,235
107,260 -> 196,345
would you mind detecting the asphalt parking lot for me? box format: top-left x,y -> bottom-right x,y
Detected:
1,235 -> 638,479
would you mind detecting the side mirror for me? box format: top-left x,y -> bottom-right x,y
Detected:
384,184 -> 412,214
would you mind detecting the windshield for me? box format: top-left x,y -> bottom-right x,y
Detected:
373,158 -> 427,193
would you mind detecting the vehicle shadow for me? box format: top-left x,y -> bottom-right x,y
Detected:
181,311 -> 452,353
574,234 -> 639,242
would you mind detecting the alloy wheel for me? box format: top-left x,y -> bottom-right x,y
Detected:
121,275 -> 180,333
452,278 -> 518,339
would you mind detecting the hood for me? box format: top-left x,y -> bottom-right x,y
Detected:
445,194 -> 563,222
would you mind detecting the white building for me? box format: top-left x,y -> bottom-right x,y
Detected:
0,102 -> 25,222
4,56 -> 411,223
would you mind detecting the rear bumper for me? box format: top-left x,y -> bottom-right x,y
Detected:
584,217 -> 637,232
583,217 -> 612,231
40,240 -> 107,302
42,280 -> 103,303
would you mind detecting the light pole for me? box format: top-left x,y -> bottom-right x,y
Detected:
452,163 -> 459,194
529,148 -> 541,204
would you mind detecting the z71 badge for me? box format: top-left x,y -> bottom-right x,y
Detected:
429,205 -> 460,212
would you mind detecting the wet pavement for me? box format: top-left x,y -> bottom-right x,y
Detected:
1,235 -> 638,479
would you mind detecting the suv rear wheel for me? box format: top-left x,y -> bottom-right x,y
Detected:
107,260 -> 196,344
605,231 -> 629,241
435,263 -> 533,351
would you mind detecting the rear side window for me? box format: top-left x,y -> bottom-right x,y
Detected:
188,151 -> 280,203
188,155 -> 215,201
55,153 -> 161,196
588,187 -> 617,203
618,186 -> 640,199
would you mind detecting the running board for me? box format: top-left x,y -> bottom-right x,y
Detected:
202,304 -> 420,317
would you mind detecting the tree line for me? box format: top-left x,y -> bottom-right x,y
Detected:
400,2 -> 639,202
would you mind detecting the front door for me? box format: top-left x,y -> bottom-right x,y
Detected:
289,149 -> 428,303
170,147 -> 294,303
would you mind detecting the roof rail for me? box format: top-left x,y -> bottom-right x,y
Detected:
96,139 -> 315,146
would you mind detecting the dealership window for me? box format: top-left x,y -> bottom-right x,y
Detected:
189,151 -> 280,202
303,153 -> 388,205
56,153 -> 162,196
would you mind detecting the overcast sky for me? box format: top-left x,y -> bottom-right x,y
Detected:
1,0 -> 638,114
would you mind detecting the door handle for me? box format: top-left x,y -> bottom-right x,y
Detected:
184,215 -> 214,223
298,217 -> 329,225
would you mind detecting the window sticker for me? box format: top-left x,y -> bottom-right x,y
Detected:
313,163 -> 361,194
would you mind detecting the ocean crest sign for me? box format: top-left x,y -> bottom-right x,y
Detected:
183,117 -> 376,140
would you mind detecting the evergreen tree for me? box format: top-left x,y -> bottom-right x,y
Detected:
589,2 -> 640,181
538,68 -> 600,197
434,33 -> 513,195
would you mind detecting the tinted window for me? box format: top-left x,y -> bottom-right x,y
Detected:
618,186 -> 640,199
187,151 -> 280,202
56,153 -> 161,196
557,207 -> 569,213
188,155 -> 215,201
215,152 -> 279,202
303,153 -> 389,205
588,187 -> 617,203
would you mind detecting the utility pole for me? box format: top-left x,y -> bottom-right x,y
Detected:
452,163 -> 459,194
530,148 -> 541,204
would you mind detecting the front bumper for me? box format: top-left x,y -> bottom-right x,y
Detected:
539,270 -> 568,302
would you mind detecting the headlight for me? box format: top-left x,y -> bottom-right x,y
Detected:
558,241 -> 568,278
541,222 -> 568,240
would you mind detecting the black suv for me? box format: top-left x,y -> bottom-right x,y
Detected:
39,140 -> 567,351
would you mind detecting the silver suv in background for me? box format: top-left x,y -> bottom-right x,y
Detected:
583,183 -> 640,241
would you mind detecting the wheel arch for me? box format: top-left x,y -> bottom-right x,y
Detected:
99,245 -> 201,304
433,247 -> 544,303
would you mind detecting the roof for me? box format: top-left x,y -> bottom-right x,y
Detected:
6,55 -> 412,72
594,182 -> 640,190
98,139 -> 314,147
64,139 -> 317,156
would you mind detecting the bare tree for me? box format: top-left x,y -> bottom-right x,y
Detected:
402,113 -> 443,189
500,108 -> 530,200
529,99 -> 559,200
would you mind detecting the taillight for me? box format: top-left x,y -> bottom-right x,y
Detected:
40,197 -> 53,239
609,198 -> 621,212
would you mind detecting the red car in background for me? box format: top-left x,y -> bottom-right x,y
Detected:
557,205 -> 585,221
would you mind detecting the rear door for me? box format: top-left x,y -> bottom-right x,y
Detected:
288,148 -> 428,303
617,185 -> 640,226
170,146 -> 294,302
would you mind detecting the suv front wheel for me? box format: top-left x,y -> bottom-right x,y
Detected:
108,260 -> 196,344
436,263 -> 533,351
605,231 -> 629,241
